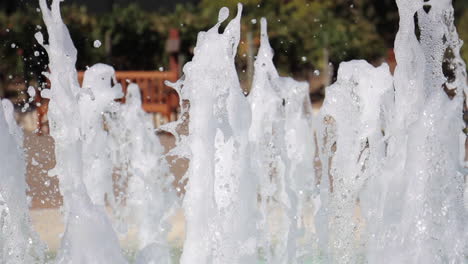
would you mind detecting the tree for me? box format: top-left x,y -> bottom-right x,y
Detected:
0,0 -> 394,98
98,4 -> 165,70
459,10 -> 468,64
195,0 -> 385,79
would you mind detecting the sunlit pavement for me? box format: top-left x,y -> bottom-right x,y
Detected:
30,207 -> 186,252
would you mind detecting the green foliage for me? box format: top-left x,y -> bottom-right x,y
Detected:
454,0 -> 468,21
0,0 -> 406,90
459,10 -> 468,64
150,3 -> 202,67
99,4 -> 166,70
61,5 -> 102,69
278,0 -> 385,71
359,0 -> 398,47
0,7 -> 44,79
194,0 -> 385,75
0,5 -> 101,85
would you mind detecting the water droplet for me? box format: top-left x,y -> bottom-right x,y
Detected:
218,7 -> 229,23
27,86 -> 36,98
21,103 -> 30,112
93,40 -> 102,48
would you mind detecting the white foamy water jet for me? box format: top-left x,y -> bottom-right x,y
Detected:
369,1 -> 467,262
248,18 -> 316,263
80,64 -> 123,207
166,4 -> 257,263
0,99 -> 45,263
35,0 -> 126,263
248,18 -> 290,263
281,77 -> 317,262
106,84 -> 177,263
316,61 -> 393,263
316,0 -> 468,263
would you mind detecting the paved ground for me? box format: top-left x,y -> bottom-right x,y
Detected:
24,130 -> 188,251
23,105 -> 468,254
24,131 -> 188,209
30,207 -> 186,252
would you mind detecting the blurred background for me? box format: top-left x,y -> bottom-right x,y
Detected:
0,0 -> 467,128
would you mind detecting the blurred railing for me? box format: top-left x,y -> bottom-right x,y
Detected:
37,71 -> 180,134
77,71 -> 179,117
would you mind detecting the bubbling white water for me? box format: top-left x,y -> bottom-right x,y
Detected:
0,99 -> 46,263
371,1 -> 467,262
106,83 -> 177,263
35,0 -> 127,263
166,5 -> 258,263
316,61 -> 393,263
315,1 -> 468,263
248,18 -> 317,263
0,0 -> 466,263
80,63 -> 123,208
248,18 -> 291,263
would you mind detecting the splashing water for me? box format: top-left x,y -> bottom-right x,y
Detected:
315,1 -> 468,263
0,99 -> 45,263
80,63 -> 123,208
167,5 -> 258,263
248,18 -> 291,263
316,61 -> 393,263
248,19 -> 317,263
367,1 -> 467,262
35,0 -> 127,263
0,0 -> 466,263
106,83 -> 177,263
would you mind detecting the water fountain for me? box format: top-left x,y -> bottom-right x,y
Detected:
0,0 -> 466,263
